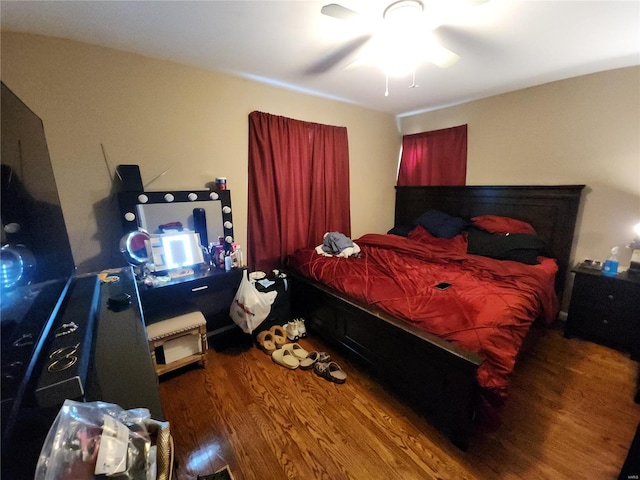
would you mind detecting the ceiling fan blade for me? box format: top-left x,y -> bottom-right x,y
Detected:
305,34 -> 372,75
321,3 -> 361,21
424,42 -> 460,68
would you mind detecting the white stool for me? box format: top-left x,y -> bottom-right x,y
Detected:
146,311 -> 208,376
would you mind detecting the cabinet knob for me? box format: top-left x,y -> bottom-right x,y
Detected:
603,319 -> 609,325
607,294 -> 614,301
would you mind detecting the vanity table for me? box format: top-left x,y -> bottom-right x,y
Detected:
117,187 -> 245,348
139,266 -> 245,349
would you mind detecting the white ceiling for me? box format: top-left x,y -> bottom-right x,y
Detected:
1,0 -> 639,116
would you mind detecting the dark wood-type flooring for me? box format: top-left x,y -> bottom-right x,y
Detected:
158,325 -> 640,480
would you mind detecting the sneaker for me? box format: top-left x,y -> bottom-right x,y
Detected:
285,321 -> 299,341
296,318 -> 307,338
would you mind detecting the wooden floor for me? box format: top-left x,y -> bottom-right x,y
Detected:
158,326 -> 640,480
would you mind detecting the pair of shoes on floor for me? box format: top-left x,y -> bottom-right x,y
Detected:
299,351 -> 330,370
313,360 -> 347,384
284,318 -> 307,341
271,343 -> 310,369
313,362 -> 347,383
256,325 -> 288,353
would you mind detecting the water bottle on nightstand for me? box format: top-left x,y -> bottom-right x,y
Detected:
602,246 -> 619,276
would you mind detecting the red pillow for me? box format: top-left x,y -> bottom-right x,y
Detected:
408,225 -> 468,254
471,215 -> 536,235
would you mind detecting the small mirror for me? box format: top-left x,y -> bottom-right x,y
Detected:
120,230 -> 151,266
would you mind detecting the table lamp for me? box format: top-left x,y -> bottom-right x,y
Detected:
629,222 -> 640,275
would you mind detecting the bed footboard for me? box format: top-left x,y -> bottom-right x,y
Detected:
289,272 -> 483,450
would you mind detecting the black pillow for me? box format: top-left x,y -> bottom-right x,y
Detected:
387,224 -> 413,237
466,227 -> 546,265
412,209 -> 469,239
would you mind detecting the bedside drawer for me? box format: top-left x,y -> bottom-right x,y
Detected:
567,301 -> 628,346
566,268 -> 640,353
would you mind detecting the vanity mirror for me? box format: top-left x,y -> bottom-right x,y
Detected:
117,189 -> 234,253
119,229 -> 151,266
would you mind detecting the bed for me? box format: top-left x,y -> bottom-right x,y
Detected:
286,185 -> 584,449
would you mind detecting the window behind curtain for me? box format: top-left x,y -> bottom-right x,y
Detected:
397,124 -> 467,186
247,111 -> 351,272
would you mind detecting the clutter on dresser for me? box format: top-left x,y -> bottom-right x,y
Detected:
578,259 -> 602,270
35,400 -> 172,480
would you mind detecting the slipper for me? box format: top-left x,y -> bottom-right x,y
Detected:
269,325 -> 287,348
271,348 -> 299,369
313,361 -> 347,384
299,351 -> 320,370
317,352 -> 331,363
256,330 -> 276,354
299,351 -> 330,370
282,343 -> 309,360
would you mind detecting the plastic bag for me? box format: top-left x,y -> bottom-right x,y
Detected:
229,270 -> 277,334
35,400 -> 152,480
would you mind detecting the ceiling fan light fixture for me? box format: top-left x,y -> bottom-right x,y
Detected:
376,0 -> 425,77
383,0 -> 424,22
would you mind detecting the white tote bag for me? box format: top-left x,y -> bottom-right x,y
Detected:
229,270 -> 277,334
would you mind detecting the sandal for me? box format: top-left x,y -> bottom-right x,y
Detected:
282,343 -> 309,360
256,330 -> 276,354
313,361 -> 347,384
299,351 -> 319,370
271,348 -> 300,369
269,325 -> 287,348
300,351 -> 331,370
317,352 -> 331,363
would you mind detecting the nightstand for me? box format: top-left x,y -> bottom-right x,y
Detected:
565,265 -> 640,360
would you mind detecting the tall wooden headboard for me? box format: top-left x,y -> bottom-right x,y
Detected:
394,185 -> 585,299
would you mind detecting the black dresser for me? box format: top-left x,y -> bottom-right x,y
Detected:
1,267 -> 163,478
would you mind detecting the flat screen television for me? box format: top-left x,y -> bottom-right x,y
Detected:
1,82 -> 76,448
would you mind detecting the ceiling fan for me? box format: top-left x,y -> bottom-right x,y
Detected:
318,0 -> 482,77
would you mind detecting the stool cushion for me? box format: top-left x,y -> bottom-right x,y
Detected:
147,311 -> 206,341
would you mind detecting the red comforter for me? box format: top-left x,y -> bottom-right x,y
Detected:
288,231 -> 558,403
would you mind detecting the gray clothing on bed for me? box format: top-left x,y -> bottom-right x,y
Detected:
322,232 -> 354,255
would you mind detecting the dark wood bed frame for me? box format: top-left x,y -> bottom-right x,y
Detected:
289,185 -> 585,450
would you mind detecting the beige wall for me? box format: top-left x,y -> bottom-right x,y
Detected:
401,66 -> 640,308
1,32 -> 400,272
3,32 -> 638,312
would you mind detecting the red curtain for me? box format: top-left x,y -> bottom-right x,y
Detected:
247,111 -> 351,272
397,124 -> 467,186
